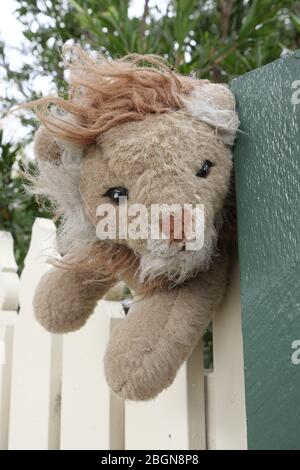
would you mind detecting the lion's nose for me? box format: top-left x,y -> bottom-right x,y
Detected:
160,209 -> 192,242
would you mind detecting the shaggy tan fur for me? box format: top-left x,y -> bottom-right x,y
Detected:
22,46 -> 195,145
26,46 -> 238,401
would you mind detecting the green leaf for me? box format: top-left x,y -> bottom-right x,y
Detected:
290,13 -> 300,34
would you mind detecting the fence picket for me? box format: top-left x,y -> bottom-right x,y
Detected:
125,363 -> 190,450
0,231 -> 19,315
60,300 -> 124,450
8,218 -> 62,450
125,339 -> 206,451
186,339 -> 206,450
0,231 -> 19,450
212,262 -> 247,450
204,372 -> 215,450
108,315 -> 126,451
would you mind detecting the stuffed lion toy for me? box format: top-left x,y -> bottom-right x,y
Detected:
26,46 -> 239,401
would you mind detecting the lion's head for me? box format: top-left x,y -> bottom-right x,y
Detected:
28,46 -> 238,286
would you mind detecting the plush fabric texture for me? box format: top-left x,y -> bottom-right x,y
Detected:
34,250 -> 116,333
104,251 -> 229,401
26,46 -> 239,401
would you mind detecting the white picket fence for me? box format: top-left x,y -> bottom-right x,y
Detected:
0,218 -> 247,450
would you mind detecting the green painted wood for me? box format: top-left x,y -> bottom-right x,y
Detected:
231,51 -> 300,450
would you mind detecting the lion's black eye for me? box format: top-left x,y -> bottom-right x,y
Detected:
196,159 -> 215,178
103,187 -> 128,205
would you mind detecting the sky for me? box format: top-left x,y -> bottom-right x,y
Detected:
0,1 -> 24,44
0,0 -> 169,61
0,0 -> 27,68
0,0 -> 169,147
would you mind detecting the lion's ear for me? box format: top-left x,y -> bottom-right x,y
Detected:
33,126 -> 64,162
184,82 -> 239,146
34,126 -> 84,165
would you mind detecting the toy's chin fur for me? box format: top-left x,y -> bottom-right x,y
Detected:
138,227 -> 217,285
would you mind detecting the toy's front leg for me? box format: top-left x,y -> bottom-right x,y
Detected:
104,255 -> 229,400
34,261 -> 116,334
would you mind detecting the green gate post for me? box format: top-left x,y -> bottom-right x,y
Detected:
231,51 -> 300,450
